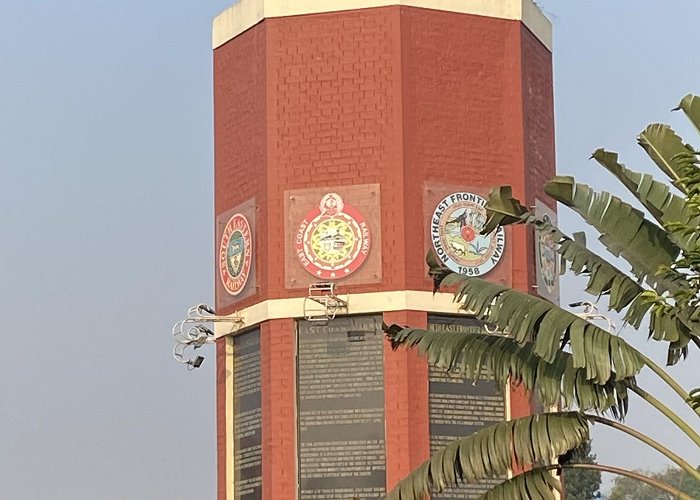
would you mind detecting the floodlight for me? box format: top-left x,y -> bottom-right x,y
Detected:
570,301 -> 616,332
171,304 -> 245,371
198,304 -> 216,315
195,325 -> 215,337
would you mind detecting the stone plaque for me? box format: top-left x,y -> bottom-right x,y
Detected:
424,182 -> 512,287
216,198 -> 257,310
534,199 -> 560,304
428,315 -> 506,499
297,316 -> 386,500
233,329 -> 262,500
285,184 -> 382,289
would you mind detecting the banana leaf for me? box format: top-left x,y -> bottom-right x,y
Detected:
385,324 -> 633,418
481,468 -> 562,500
592,148 -> 700,252
428,265 -> 645,384
382,412 -> 588,500
545,176 -> 681,290
675,94 -> 700,136
638,123 -> 698,194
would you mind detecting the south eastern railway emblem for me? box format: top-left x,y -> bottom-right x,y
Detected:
295,193 -> 370,280
431,192 -> 505,276
219,213 -> 252,295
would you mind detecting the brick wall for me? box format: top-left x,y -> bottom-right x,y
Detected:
260,319 -> 296,500
400,8 -> 528,291
265,7 -> 405,297
521,24 -> 556,299
213,22 -> 267,316
214,7 -> 555,498
214,7 -> 554,305
383,310 -> 430,490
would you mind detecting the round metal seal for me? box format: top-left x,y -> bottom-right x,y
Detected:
295,193 -> 370,280
538,214 -> 557,293
431,192 -> 505,276
218,213 -> 252,296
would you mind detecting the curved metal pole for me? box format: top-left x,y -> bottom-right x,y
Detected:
553,464 -> 694,500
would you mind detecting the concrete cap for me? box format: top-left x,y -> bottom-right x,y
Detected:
212,0 -> 552,51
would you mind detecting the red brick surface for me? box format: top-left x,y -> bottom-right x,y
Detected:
260,319 -> 296,500
214,6 -> 555,498
213,22 -> 267,316
265,7 -> 405,298
383,310 -> 430,490
214,8 -> 554,303
216,340 -> 227,500
400,8 -> 527,291
521,25 -> 556,299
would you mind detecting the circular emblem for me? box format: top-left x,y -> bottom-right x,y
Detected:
219,213 -> 252,296
295,193 -> 370,279
431,192 -> 505,276
538,214 -> 557,293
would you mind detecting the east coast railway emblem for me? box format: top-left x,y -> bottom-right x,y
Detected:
295,193 -> 370,279
431,192 -> 505,276
219,213 -> 252,295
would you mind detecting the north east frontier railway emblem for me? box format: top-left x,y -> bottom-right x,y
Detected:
295,193 -> 370,280
538,213 -> 558,293
219,213 -> 252,296
431,192 -> 505,276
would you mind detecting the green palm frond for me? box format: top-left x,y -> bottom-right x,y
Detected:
545,176 -> 681,289
481,468 -> 562,500
429,269 -> 645,384
483,188 -> 696,364
563,232 -> 645,318
382,412 -> 588,500
638,124 -> 699,194
675,94 -> 700,135
384,324 -> 633,417
592,149 -> 700,251
481,185 -> 529,234
484,187 -> 644,313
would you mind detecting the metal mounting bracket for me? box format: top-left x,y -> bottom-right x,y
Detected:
303,282 -> 349,323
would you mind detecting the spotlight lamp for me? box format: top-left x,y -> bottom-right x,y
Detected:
172,303 -> 244,370
569,301 -> 617,333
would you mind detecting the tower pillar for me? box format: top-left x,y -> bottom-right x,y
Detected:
213,2 -> 555,498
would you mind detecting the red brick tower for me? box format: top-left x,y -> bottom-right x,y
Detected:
212,2 -> 555,499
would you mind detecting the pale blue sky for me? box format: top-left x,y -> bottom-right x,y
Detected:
1,1 -> 699,499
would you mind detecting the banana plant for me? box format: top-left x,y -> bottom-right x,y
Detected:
382,95 -> 700,500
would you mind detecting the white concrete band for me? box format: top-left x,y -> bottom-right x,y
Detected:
213,289 -> 469,338
224,336 -> 235,500
212,0 -> 552,51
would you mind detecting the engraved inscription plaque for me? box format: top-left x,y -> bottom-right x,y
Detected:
428,315 -> 506,499
233,329 -> 262,500
297,316 -> 386,500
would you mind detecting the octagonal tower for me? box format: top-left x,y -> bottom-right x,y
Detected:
212,1 -> 556,499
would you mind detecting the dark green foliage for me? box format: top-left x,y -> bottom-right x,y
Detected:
608,466 -> 700,500
562,441 -> 602,500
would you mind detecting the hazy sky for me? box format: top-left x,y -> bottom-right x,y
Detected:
1,1 -> 699,499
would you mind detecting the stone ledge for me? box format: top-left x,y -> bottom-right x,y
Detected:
212,0 -> 552,51
213,289 -> 467,338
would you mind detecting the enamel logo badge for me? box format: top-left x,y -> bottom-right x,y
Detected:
538,213 -> 558,294
295,193 -> 370,280
219,213 -> 252,295
431,192 -> 505,276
